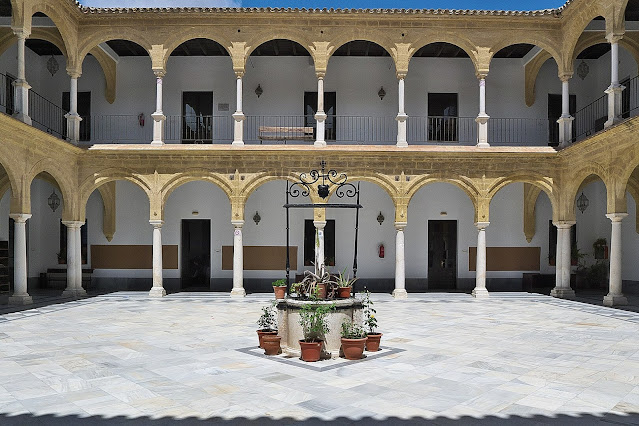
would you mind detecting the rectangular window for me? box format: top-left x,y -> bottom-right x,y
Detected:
428,93 -> 458,142
62,91 -> 91,141
304,219 -> 335,267
304,91 -> 336,141
182,91 -> 213,144
59,220 -> 88,265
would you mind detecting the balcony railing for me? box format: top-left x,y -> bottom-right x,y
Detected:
28,89 -> 67,139
573,93 -> 607,141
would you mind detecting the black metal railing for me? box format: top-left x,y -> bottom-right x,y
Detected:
28,90 -> 67,139
573,93 -> 607,141
0,73 -> 15,115
621,74 -> 639,119
166,115 -> 233,144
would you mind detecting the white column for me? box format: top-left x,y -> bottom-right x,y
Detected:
62,221 -> 86,297
12,29 -> 31,125
550,223 -> 575,299
314,74 -> 327,148
393,222 -> 408,299
65,74 -> 83,144
605,35 -> 625,128
476,76 -> 489,148
149,220 -> 166,297
313,220 -> 326,271
472,222 -> 490,298
557,76 -> 574,148
8,214 -> 32,305
396,75 -> 408,148
151,71 -> 166,146
232,73 -> 245,146
230,220 -> 246,297
604,213 -> 628,306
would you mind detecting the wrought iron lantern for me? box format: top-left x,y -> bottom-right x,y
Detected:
577,191 -> 589,213
46,54 -> 59,77
255,84 -> 263,98
377,211 -> 385,225
253,211 -> 261,225
378,86 -> 386,100
48,189 -> 60,212
577,60 -> 589,80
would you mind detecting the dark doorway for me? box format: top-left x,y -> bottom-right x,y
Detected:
59,220 -> 88,264
428,220 -> 457,289
428,93 -> 458,142
181,219 -> 211,289
304,91 -> 336,140
62,91 -> 91,141
304,219 -> 336,267
548,93 -> 576,146
182,91 -> 213,143
8,217 -> 29,291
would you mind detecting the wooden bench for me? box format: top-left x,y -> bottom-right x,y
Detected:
258,126 -> 314,143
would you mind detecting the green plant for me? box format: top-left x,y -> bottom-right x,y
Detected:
257,302 -> 277,331
336,268 -> 358,288
586,260 -> 608,287
272,279 -> 286,287
299,303 -> 335,342
341,319 -> 367,339
360,289 -> 378,334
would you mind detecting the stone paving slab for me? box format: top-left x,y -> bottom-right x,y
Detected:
0,292 -> 639,424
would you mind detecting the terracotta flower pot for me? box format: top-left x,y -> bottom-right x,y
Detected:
273,285 -> 287,299
366,333 -> 383,352
262,335 -> 281,355
299,340 -> 323,362
337,286 -> 352,298
257,330 -> 277,349
341,337 -> 367,360
316,283 -> 327,299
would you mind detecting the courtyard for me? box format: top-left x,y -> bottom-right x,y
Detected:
0,292 -> 638,424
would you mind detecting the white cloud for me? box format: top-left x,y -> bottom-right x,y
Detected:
79,0 -> 242,8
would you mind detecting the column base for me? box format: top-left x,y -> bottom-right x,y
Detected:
8,294 -> 33,305
230,288 -> 246,298
62,288 -> 87,298
149,287 -> 167,297
396,141 -> 408,148
476,142 -> 490,148
13,112 -> 32,126
231,141 -> 245,147
314,141 -> 327,148
392,289 -> 408,299
150,141 -> 165,147
471,287 -> 489,299
603,293 -> 628,307
604,117 -> 622,129
550,287 -> 575,299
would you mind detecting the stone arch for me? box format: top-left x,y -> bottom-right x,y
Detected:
161,171 -> 233,211
567,168 -> 610,218
524,49 -> 554,107
26,159 -> 76,220
77,32 -> 153,66
405,175 -> 480,216
487,174 -> 558,218
562,14 -> 608,75
409,36 -> 479,74
162,34 -> 232,70
327,35 -> 398,69
241,172 -> 312,202
491,38 -> 562,73
26,4 -> 76,61
0,149 -> 22,203
571,31 -> 639,72
244,31 -> 314,61
0,27 -> 67,59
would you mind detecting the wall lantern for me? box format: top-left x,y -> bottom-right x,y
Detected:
255,84 -> 263,98
253,211 -> 261,225
46,55 -> 59,77
577,60 -> 589,80
577,191 -> 589,213
377,211 -> 385,225
48,189 -> 60,212
377,87 -> 386,100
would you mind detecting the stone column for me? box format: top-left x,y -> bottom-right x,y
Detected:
476,76 -> 490,148
557,76 -> 574,148
151,71 -> 166,146
232,73 -> 245,146
550,222 -> 575,299
65,73 -> 83,144
8,214 -> 32,305
313,220 -> 326,270
149,220 -> 166,297
604,213 -> 628,306
472,222 -> 490,298
12,28 -> 31,125
393,222 -> 408,299
605,34 -> 625,128
62,221 -> 86,297
314,74 -> 327,147
396,75 -> 408,147
230,220 -> 246,297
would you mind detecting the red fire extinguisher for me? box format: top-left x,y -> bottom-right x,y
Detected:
378,243 -> 385,258
138,113 -> 145,127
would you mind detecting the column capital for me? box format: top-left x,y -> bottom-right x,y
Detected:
235,71 -> 244,79
316,72 -> 325,79
153,69 -> 166,78
313,220 -> 327,229
394,221 -> 407,231
232,220 -> 244,228
606,32 -> 624,44
67,70 -> 82,80
475,221 -> 490,230
62,220 -> 85,229
606,212 -> 628,222
396,72 -> 407,80
11,27 -> 29,39
476,72 -> 488,80
9,213 -> 31,223
553,220 -> 576,228
149,219 -> 164,228
559,73 -> 572,83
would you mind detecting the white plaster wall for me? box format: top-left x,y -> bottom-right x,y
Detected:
532,191 -> 556,276
0,189 -> 9,241
27,178 -> 63,278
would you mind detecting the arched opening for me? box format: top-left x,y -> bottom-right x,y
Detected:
163,180 -> 231,293
243,39 -> 315,145
406,182 -> 475,292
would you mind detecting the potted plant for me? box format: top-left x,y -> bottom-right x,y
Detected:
336,268 -> 358,298
256,302 -> 277,349
571,244 -> 585,267
298,302 -> 334,362
361,289 -> 382,351
272,278 -> 287,299
297,264 -> 336,300
262,334 -> 282,356
340,319 -> 367,360
593,238 -> 608,260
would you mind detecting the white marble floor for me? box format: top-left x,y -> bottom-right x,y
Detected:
1,292 -> 639,425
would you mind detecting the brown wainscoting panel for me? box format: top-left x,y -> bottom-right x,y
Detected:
91,245 -> 178,269
469,247 -> 540,271
222,246 -> 297,270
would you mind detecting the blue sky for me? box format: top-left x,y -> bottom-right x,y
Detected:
79,0 -> 567,11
